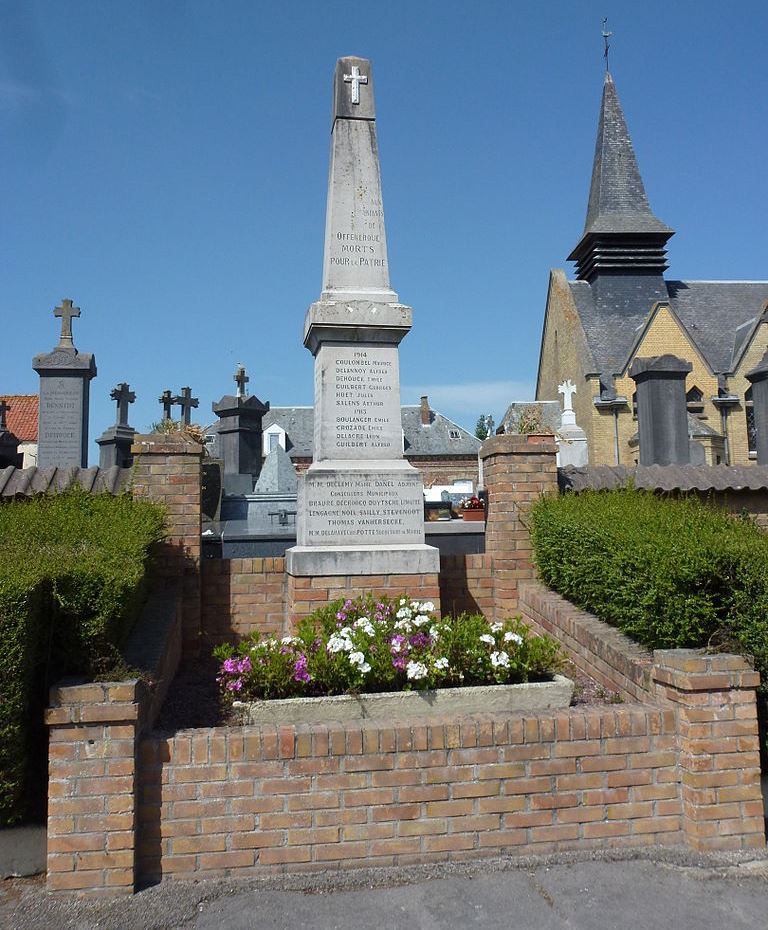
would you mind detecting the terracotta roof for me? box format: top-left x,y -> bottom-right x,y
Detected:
0,395 -> 38,442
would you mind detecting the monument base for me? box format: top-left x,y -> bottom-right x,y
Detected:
285,543 -> 440,577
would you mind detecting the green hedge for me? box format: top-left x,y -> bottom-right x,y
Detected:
530,489 -> 768,686
0,489 -> 165,826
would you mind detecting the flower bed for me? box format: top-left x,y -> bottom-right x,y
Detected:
214,595 -> 566,703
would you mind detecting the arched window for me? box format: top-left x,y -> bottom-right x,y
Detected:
746,387 -> 757,455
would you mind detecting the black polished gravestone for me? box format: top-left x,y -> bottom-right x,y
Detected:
212,364 -> 270,494
32,299 -> 97,468
96,382 -> 136,468
0,399 -> 22,468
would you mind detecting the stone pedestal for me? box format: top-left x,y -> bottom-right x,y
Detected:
746,349 -> 768,464
96,424 -> 135,469
629,355 -> 691,466
33,348 -> 97,468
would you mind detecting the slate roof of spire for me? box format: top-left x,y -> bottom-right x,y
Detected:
577,73 -> 672,239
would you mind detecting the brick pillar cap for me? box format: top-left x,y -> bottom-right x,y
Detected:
479,433 -> 557,460
131,432 -> 205,456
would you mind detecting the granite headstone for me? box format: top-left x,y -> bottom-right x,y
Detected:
32,299 -> 97,468
629,355 -> 692,466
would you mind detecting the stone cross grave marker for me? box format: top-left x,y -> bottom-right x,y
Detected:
159,389 -> 174,420
111,382 -> 136,426
174,387 -> 198,425
54,299 -> 81,349
234,364 -> 249,399
558,379 -> 577,427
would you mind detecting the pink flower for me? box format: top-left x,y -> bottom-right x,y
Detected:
226,678 -> 243,691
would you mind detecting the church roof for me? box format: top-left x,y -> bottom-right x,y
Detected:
261,405 -> 480,459
569,279 -> 768,378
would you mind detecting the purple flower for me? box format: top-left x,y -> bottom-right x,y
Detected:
409,633 -> 431,649
392,655 -> 407,671
390,634 -> 409,655
226,678 -> 243,691
238,656 -> 252,674
293,654 -> 311,683
222,657 -> 240,674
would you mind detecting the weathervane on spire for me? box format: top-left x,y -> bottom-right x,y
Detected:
602,18 -> 612,73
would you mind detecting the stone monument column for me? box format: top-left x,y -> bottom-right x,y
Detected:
286,57 -> 439,590
33,299 -> 97,468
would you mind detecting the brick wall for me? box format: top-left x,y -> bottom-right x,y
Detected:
131,434 -> 203,656
137,704 -> 682,882
201,558 -> 288,645
46,682 -> 142,894
287,573 -> 441,623
439,553 -> 492,616
480,434 -> 559,619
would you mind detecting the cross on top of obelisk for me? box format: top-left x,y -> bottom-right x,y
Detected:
110,382 -> 136,426
343,64 -> 368,104
174,386 -> 199,425
0,399 -> 9,432
234,364 -> 249,399
54,299 -> 81,349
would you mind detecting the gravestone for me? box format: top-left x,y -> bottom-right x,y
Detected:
174,387 -> 198,425
286,56 -> 439,577
32,299 -> 97,468
212,365 -> 270,494
746,349 -> 768,465
96,382 -> 136,469
0,399 -> 22,468
557,379 -> 588,467
629,355 -> 691,465
159,389 -> 174,421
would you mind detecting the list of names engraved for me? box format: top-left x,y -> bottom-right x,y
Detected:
316,344 -> 401,460
38,378 -> 83,466
302,472 -> 424,546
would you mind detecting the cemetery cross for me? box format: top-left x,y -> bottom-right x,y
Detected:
54,299 -> 81,349
159,390 -> 174,420
111,382 -> 136,426
343,64 -> 368,104
174,386 -> 199,425
234,364 -> 249,399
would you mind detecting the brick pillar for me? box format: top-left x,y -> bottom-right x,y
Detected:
653,650 -> 766,851
479,434 -> 558,620
45,681 -> 142,894
131,433 -> 203,657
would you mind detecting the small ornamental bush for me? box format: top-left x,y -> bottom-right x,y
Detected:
214,595 -> 563,700
530,488 -> 768,689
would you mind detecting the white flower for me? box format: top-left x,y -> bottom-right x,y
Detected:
348,651 -> 371,673
490,622 -> 503,633
394,618 -> 412,632
419,601 -> 434,614
281,635 -> 298,645
490,650 -> 510,668
354,617 -> 375,636
429,626 -> 439,640
504,632 -> 524,646
396,607 -> 411,619
479,634 -> 495,646
406,661 -> 428,680
411,614 -> 428,627
327,630 -> 354,654
434,657 -> 449,671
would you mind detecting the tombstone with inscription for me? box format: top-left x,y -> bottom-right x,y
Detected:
96,382 -> 137,469
0,399 -> 22,469
286,57 -> 439,578
212,365 -> 270,494
32,299 -> 97,468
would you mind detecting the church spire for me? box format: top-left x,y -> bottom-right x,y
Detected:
568,72 -> 673,281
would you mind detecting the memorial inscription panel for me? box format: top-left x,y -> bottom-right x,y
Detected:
314,344 -> 402,460
38,376 -> 85,466
300,470 -> 424,547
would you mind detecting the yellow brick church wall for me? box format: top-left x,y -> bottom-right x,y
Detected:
728,321 -> 768,466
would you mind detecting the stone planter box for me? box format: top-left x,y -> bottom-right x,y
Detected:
234,675 -> 574,724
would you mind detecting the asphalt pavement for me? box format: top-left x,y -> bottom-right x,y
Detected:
3,848 -> 768,930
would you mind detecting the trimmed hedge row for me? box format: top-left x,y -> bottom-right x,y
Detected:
0,489 -> 165,826
530,489 -> 768,687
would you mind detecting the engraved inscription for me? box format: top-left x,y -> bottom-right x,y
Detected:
37,378 -> 83,466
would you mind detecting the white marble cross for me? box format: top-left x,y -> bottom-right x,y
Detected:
558,379 -> 577,412
343,65 -> 368,104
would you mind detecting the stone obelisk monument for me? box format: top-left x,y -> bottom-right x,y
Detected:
286,57 -> 439,591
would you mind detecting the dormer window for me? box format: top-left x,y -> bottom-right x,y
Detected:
449,429 -> 461,440
686,385 -> 704,415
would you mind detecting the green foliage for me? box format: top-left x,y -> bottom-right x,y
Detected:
530,489 -> 768,686
0,488 -> 165,826
475,415 -> 490,441
214,595 -> 563,701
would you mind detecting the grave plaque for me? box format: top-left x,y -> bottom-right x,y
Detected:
287,57 -> 439,577
33,300 -> 97,468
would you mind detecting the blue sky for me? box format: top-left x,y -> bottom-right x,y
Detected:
2,1 -> 767,460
